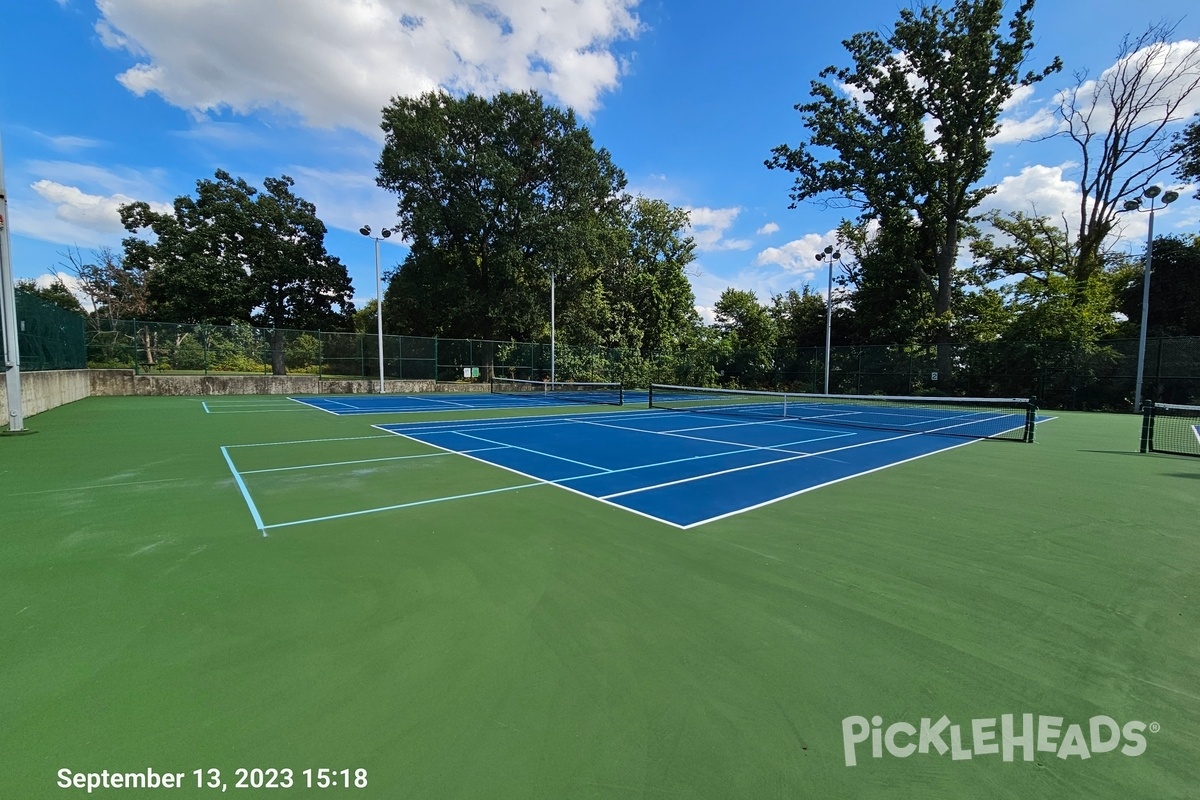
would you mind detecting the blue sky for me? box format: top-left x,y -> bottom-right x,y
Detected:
3,0 -> 1199,323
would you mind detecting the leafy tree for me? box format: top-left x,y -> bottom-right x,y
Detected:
713,288 -> 777,387
377,90 -> 626,346
1117,234 -> 1200,337
767,0 -> 1060,374
769,287 -> 843,390
15,278 -> 84,314
606,197 -> 699,356
120,170 -> 354,374
1173,113 -> 1200,196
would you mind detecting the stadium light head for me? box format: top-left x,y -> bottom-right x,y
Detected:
823,245 -> 834,254
381,228 -> 391,239
1142,185 -> 1162,200
359,225 -> 371,236
1162,190 -> 1180,205
1123,200 -> 1141,212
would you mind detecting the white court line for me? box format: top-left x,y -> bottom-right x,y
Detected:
261,482 -> 546,530
220,446 -> 267,534
287,397 -> 342,415
225,434 -> 398,449
381,409 -> 678,436
599,430 -> 925,500
205,408 -> 320,414
452,431 -> 613,472
202,401 -> 210,414
373,424 -> 684,528
677,438 -> 980,529
569,416 -> 855,453
600,411 -> 1019,501
240,451 -> 454,474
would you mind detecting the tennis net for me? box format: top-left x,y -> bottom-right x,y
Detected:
1140,402 -> 1200,457
648,384 -> 1036,442
490,377 -> 624,406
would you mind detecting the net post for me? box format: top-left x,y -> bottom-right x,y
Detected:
1139,401 -> 1153,453
1024,397 -> 1037,443
648,383 -> 655,409
617,383 -> 624,406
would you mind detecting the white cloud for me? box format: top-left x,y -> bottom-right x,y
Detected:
984,163 -> 1080,222
688,260 -> 820,319
94,0 -> 642,132
756,222 -> 779,235
30,132 -> 104,152
754,230 -> 842,281
991,106 -> 1058,144
34,272 -> 97,312
996,38 -> 1200,146
11,162 -> 173,247
27,180 -> 173,238
685,206 -> 751,252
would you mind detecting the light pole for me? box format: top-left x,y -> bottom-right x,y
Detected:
359,225 -> 390,393
815,244 -> 840,395
1122,186 -> 1179,411
0,131 -> 25,433
549,270 -> 555,385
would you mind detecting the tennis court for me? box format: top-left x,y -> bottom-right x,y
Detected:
373,402 -> 1031,528
288,377 -> 630,415
4,393 -> 1198,799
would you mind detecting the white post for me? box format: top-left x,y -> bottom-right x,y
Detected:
824,257 -> 833,395
550,271 -> 556,386
0,131 -> 26,432
1133,206 -> 1156,412
374,236 -> 385,394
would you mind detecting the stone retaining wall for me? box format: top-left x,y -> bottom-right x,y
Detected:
3,369 -> 489,426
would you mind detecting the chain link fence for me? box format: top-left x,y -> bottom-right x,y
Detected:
58,317 -> 1200,411
14,290 -> 87,370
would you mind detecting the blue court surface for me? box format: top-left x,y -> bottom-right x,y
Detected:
290,392 -> 637,415
375,407 -> 1012,528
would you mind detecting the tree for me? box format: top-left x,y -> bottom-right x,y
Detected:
769,287 -> 845,389
1173,113 -> 1200,195
767,0 -> 1060,376
121,170 -> 354,374
713,288 -> 777,387
606,197 -> 699,356
1117,234 -> 1200,337
377,90 -> 626,346
1054,23 -> 1200,286
58,246 -> 148,325
15,278 -> 84,314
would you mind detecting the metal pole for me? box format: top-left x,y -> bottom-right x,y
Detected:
0,131 -> 26,432
1133,206 -> 1156,411
375,236 -> 385,393
824,258 -> 833,395
550,271 -> 555,385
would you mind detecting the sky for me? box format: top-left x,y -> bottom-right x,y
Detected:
2,0 -> 1199,325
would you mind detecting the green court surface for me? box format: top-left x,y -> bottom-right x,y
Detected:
2,395 -> 1198,799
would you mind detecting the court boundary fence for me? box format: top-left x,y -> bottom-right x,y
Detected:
8,304 -> 1200,412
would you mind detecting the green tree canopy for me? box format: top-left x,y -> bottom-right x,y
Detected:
768,0 -> 1060,367
1117,234 -> 1200,337
377,90 -> 698,372
120,170 -> 354,373
15,278 -> 84,315
377,90 -> 627,343
713,288 -> 777,387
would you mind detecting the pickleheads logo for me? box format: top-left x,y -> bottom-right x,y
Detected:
842,714 -> 1159,767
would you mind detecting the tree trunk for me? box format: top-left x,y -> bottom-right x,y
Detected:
271,329 -> 287,376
